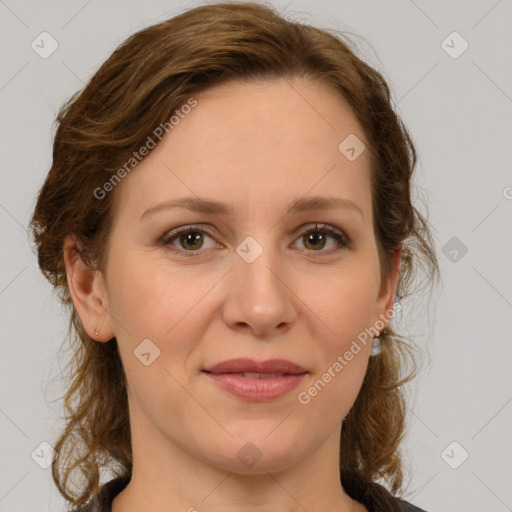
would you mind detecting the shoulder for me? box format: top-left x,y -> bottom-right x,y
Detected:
344,478 -> 430,512
71,501 -> 96,512
69,473 -> 131,512
397,498 -> 430,512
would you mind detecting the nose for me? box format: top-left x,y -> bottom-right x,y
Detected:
222,248 -> 297,337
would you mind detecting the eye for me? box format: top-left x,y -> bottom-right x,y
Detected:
160,224 -> 218,255
160,223 -> 350,256
293,223 -> 350,254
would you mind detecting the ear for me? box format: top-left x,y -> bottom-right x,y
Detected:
373,244 -> 402,331
63,235 -> 115,342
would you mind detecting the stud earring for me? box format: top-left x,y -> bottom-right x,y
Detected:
370,336 -> 381,356
94,327 -> 100,337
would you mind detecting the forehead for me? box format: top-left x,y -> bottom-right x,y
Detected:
113,77 -> 373,221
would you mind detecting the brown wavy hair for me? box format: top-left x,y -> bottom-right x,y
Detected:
29,1 -> 440,510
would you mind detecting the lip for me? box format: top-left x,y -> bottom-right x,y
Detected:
202,358 -> 308,401
204,373 -> 307,401
203,358 -> 307,374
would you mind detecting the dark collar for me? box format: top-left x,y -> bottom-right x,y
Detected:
78,473 -> 427,512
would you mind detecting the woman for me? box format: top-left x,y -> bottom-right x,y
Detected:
29,2 -> 440,511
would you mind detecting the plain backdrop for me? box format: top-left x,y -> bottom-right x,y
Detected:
0,1 -> 511,511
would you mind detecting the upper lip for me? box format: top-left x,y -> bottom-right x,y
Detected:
203,358 -> 307,375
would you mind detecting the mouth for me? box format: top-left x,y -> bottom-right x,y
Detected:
202,359 -> 308,401
203,371 -> 301,378
203,357 -> 308,375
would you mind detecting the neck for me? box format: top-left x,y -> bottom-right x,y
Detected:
111,418 -> 366,512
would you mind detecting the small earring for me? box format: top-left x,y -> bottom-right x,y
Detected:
94,327 -> 100,337
370,336 -> 381,356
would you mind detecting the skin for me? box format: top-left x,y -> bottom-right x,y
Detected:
64,77 -> 401,512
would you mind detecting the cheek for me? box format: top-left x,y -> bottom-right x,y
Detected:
297,278 -> 375,421
105,254 -> 191,335
104,254 -> 221,372
308,264 -> 379,347
298,261 -> 379,409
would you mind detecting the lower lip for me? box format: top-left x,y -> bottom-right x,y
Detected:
203,372 -> 307,401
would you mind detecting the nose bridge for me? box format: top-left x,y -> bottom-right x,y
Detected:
235,234 -> 285,303
223,233 -> 297,334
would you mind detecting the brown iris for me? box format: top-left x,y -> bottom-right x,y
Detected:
303,231 -> 326,250
179,232 -> 203,250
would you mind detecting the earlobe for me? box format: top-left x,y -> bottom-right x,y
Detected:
63,236 -> 115,342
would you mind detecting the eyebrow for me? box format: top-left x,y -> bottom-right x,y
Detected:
140,195 -> 364,220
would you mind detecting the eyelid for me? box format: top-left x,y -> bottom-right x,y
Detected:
294,223 -> 351,252
159,223 -> 218,246
160,222 -> 351,255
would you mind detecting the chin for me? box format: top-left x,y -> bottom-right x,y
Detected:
203,431 -> 307,475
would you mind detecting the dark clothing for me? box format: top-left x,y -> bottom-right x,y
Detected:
71,473 -> 429,512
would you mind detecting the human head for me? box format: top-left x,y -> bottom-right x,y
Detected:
29,1 -> 439,507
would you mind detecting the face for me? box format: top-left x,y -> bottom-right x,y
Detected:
74,77 -> 400,475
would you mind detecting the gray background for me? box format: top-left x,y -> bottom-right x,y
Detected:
1,1 -> 511,511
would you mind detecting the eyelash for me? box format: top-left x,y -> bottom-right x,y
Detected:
160,223 -> 350,257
